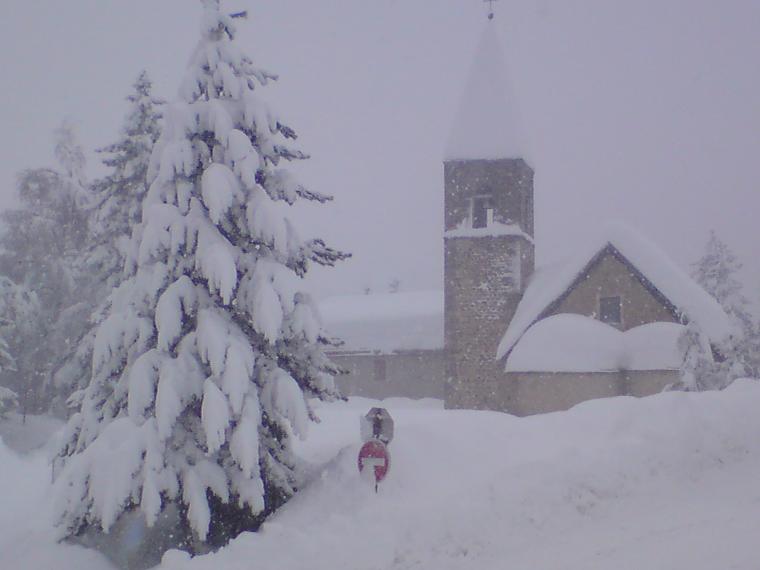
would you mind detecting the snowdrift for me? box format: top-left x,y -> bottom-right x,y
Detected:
0,434 -> 112,570
161,382 -> 760,570
3,384 -> 760,569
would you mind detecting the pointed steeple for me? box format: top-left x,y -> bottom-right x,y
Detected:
445,22 -> 529,162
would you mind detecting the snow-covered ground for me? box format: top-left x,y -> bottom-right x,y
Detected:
0,411 -> 63,454
3,383 -> 760,569
0,427 -> 114,569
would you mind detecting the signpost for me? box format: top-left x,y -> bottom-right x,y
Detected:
358,407 -> 394,491
358,439 -> 390,491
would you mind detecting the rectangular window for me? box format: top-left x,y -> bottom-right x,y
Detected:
373,357 -> 387,382
472,196 -> 493,229
599,296 -> 622,324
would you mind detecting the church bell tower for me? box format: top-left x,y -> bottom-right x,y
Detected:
444,19 -> 534,411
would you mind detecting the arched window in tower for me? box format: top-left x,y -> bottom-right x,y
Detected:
472,195 -> 494,229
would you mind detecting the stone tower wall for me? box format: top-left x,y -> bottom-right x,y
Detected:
444,159 -> 534,234
444,235 -> 531,410
443,158 -> 535,412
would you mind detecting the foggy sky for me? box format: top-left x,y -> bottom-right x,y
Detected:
1,0 -> 759,303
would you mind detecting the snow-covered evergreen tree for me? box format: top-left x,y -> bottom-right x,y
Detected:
55,121 -> 89,192
677,318 -> 721,391
54,0 -> 346,546
0,276 -> 41,414
0,275 -> 39,374
41,124 -> 93,412
89,71 -> 163,291
0,126 -> 91,412
691,230 -> 757,381
52,72 -> 163,403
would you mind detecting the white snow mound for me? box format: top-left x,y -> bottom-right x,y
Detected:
506,313 -> 684,372
3,385 -> 760,569
158,380 -> 760,570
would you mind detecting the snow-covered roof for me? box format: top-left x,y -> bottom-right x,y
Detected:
445,22 -> 529,162
319,290 -> 444,354
497,222 -> 731,361
506,314 -> 685,372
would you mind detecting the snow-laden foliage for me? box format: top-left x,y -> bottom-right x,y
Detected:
0,385 -> 18,418
687,231 -> 759,386
0,277 -> 40,389
55,121 -> 89,193
0,294 -> 44,412
88,71 -> 164,291
54,1 -> 347,546
0,278 -> 32,416
52,73 -> 164,402
677,319 -> 720,391
0,126 -> 91,413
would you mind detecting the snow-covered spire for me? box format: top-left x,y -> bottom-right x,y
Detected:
445,21 -> 529,162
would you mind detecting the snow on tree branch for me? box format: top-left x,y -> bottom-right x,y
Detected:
53,0 -> 347,548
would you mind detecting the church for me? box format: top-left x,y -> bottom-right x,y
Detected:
321,22 -> 729,415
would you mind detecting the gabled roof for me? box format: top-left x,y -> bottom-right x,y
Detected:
319,290 -> 444,354
496,223 -> 731,361
445,22 -> 529,162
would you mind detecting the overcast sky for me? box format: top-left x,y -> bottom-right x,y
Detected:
1,0 -> 759,303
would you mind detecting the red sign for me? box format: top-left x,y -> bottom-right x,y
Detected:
358,440 -> 390,485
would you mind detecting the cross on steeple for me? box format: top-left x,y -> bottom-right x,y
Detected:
484,0 -> 498,20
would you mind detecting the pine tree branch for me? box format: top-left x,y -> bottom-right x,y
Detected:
306,239 -> 351,267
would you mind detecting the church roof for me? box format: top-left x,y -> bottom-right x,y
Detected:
319,290 -> 444,354
496,222 -> 732,361
445,22 -> 529,162
506,314 -> 685,373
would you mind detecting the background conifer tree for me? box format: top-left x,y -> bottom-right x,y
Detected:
677,318 -> 721,390
0,125 -> 91,413
0,276 -> 39,414
691,230 -> 758,382
52,72 -> 164,405
88,71 -> 164,291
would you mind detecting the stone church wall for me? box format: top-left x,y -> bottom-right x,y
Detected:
507,370 -> 679,416
550,252 -> 678,330
623,370 -> 680,397
331,350 -> 445,400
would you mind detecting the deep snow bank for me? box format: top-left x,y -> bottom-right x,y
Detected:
0,411 -> 64,453
2,385 -> 760,570
159,381 -> 760,570
0,435 -> 114,569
